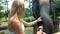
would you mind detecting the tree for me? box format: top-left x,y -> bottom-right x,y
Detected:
0,1 -> 4,18
52,0 -> 60,20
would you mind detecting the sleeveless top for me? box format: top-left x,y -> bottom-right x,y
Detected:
9,24 -> 24,34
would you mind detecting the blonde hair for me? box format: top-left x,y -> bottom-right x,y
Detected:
9,0 -> 24,19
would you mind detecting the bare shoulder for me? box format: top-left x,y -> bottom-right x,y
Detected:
8,17 -> 20,27
8,17 -> 19,23
8,17 -> 21,31
9,17 -> 21,27
8,17 -> 21,26
13,19 -> 20,25
12,18 -> 22,30
8,17 -> 14,23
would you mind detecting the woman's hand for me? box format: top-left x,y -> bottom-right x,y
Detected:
37,17 -> 42,22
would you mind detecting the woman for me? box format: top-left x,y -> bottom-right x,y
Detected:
8,0 -> 42,34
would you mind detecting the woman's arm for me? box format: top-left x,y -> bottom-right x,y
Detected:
13,19 -> 25,34
22,17 -> 42,27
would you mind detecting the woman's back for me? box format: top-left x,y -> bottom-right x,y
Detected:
8,16 -> 24,34
8,17 -> 15,32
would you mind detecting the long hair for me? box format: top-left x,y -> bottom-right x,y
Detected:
9,0 -> 24,19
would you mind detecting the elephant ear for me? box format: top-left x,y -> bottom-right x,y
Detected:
32,0 -> 40,19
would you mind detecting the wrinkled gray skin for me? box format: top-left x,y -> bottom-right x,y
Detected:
32,0 -> 54,34
40,5 -> 54,34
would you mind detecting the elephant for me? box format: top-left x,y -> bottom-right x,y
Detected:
32,0 -> 54,34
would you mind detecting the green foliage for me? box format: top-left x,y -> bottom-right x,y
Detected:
0,12 -> 5,18
24,8 -> 32,17
0,16 -> 7,24
0,0 -> 60,22
0,6 -> 3,10
0,16 -> 8,22
4,9 -> 10,17
51,0 -> 60,20
25,27 -> 33,34
24,16 -> 35,22
54,1 -> 60,16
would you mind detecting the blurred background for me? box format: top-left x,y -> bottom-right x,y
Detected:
0,0 -> 60,34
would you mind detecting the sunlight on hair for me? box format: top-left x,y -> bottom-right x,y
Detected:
8,0 -> 29,9
16,0 -> 24,4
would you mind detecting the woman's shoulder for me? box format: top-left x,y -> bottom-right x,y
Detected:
9,17 -> 15,23
8,17 -> 18,24
8,17 -> 21,28
9,17 -> 20,24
